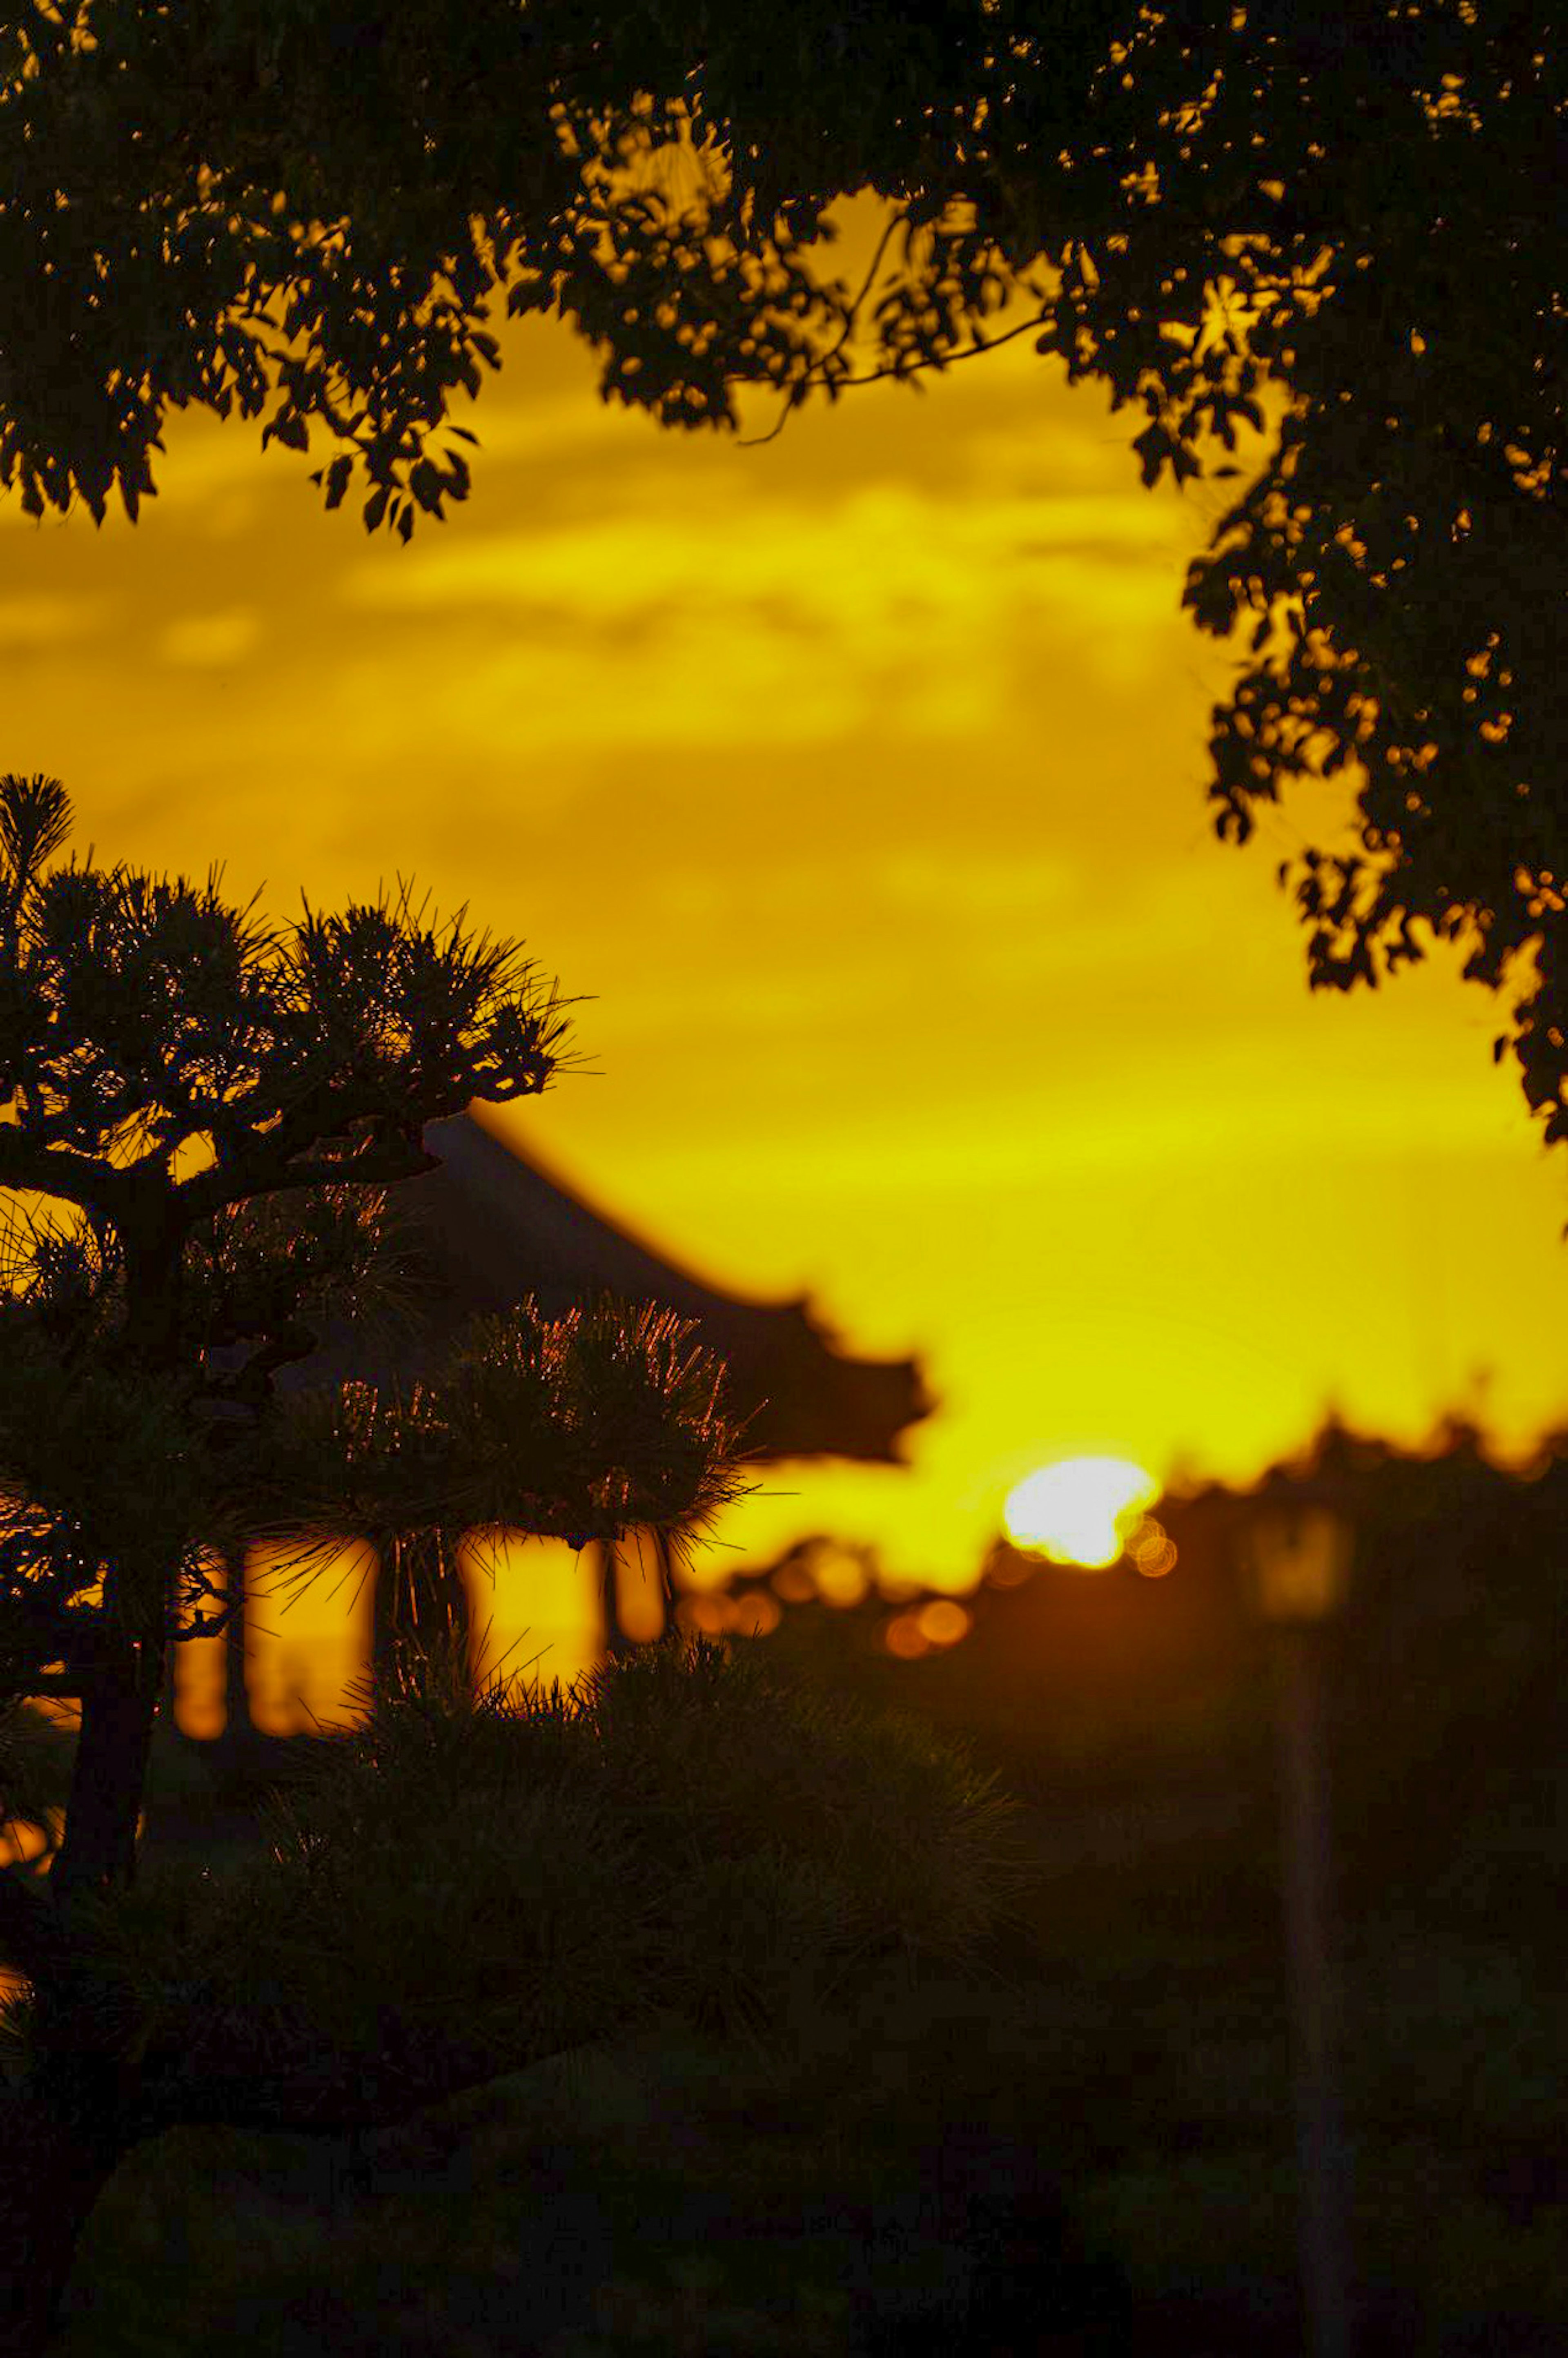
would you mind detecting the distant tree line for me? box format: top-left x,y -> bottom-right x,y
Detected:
718,1414 -> 1568,1927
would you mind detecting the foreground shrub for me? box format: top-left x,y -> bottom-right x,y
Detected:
2,1633 -> 1035,2129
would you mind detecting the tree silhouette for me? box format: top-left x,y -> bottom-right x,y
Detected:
3,5 -> 1556,1132
0,771 -> 748,2349
0,776 -> 1031,2355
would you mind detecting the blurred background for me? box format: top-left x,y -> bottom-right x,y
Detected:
4,289 -> 1568,1725
5,249 -> 1567,2354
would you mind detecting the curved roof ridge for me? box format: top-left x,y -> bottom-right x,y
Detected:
432,1107 -> 794,1327
279,1106 -> 933,1464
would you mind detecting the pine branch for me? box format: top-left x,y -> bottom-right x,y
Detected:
0,1136 -> 122,1215
226,1296 -> 748,1571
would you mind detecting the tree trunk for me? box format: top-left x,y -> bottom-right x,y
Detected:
372,1530 -> 470,1698
0,2064 -> 130,2356
50,1629 -> 165,1905
2,1613 -> 167,2339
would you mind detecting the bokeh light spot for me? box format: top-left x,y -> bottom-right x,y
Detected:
1127,1515 -> 1178,1578
812,1544 -> 872,1609
914,1598 -> 973,1648
677,1592 -> 728,1636
730,1589 -> 782,1637
883,1612 -> 929,1659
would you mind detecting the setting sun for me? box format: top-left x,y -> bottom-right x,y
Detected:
1002,1456 -> 1160,1569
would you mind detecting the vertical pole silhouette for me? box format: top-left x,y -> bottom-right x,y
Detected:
223,1547 -> 254,1744
1238,1485 -> 1356,2358
652,1528 -> 677,1626
596,1531 -> 678,1658
597,1540 -> 630,1658
1278,1622 -> 1351,2358
373,1529 -> 470,1695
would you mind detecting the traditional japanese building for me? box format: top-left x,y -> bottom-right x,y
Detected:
199,1108 -> 932,1770
287,1108 -> 932,1464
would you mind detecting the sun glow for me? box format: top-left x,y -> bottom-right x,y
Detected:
1002,1455 -> 1161,1569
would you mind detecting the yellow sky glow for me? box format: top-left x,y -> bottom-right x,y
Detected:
5,284 -> 1567,1712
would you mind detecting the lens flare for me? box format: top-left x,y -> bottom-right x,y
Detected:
1002,1455 -> 1160,1569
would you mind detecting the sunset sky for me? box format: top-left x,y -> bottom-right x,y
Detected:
7,265 -> 1568,1704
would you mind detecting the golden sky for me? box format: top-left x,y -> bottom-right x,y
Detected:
7,282 -> 1568,1703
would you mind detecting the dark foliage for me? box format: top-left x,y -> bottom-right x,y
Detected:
723,1412 -> 1568,1929
0,773 -> 745,2354
0,6 -> 1560,1126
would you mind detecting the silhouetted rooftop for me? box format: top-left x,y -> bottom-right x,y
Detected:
281,1108 -> 933,1464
